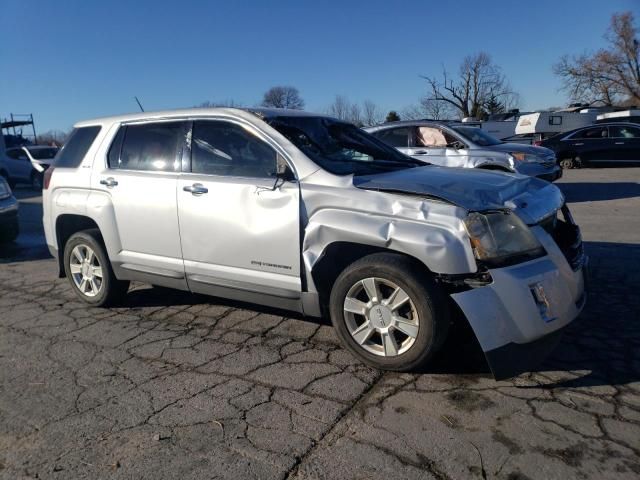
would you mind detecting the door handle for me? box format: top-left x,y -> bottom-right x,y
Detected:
100,177 -> 118,187
573,143 -> 584,146
413,150 -> 429,155
183,183 -> 208,195
615,142 -> 624,145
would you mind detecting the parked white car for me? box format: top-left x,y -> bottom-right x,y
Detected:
2,145 -> 58,189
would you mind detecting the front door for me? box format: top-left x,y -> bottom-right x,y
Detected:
91,121 -> 188,285
177,119 -> 301,304
407,126 -> 465,167
608,124 -> 640,162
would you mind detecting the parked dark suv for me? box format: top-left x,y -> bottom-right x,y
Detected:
541,122 -> 640,168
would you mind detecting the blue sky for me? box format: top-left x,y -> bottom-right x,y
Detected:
1,0 -> 637,133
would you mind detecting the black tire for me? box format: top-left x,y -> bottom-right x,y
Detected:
560,156 -> 582,169
0,218 -> 19,243
63,229 -> 129,307
329,253 -> 450,371
31,171 -> 43,191
1,171 -> 15,190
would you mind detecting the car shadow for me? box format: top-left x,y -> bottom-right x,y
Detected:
11,186 -> 42,200
557,182 -> 640,203
123,284 -> 326,324
421,241 -> 640,388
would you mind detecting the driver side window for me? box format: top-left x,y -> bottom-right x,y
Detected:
191,121 -> 277,178
415,127 -> 455,147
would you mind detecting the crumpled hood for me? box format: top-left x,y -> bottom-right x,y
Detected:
489,142 -> 555,157
354,166 -> 564,224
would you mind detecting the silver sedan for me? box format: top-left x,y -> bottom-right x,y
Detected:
366,121 -> 562,182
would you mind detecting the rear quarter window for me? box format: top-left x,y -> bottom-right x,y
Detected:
54,126 -> 101,168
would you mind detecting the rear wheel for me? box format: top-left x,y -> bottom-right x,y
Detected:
560,156 -> 582,169
0,218 -> 19,243
63,229 -> 129,306
329,253 -> 450,371
0,171 -> 15,189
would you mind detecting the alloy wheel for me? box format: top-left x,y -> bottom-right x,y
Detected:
343,277 -> 419,357
69,244 -> 103,297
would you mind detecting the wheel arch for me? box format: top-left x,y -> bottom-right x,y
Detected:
55,214 -> 102,277
310,242 -> 433,316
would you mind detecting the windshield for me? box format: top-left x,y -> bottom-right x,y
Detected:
27,147 -> 59,159
451,126 -> 502,146
265,116 -> 424,175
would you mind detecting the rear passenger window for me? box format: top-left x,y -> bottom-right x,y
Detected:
610,125 -> 640,138
573,127 -> 608,139
114,122 -> 186,171
54,126 -> 101,168
372,128 -> 410,148
191,121 -> 277,177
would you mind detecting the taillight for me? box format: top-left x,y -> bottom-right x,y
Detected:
533,140 -> 542,146
43,167 -> 54,189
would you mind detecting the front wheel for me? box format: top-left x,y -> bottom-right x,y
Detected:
329,253 -> 450,371
63,229 -> 129,307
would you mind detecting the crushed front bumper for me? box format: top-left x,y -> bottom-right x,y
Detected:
451,210 -> 586,380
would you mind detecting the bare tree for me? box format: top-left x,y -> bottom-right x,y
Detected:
327,95 -> 351,120
554,11 -> 640,105
349,103 -> 362,127
421,52 -> 517,119
37,129 -> 70,146
196,99 -> 242,108
261,86 -> 305,109
403,98 -> 457,120
362,100 -> 383,126
327,97 -> 383,126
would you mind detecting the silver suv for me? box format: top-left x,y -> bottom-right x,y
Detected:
43,108 -> 586,379
365,121 -> 562,182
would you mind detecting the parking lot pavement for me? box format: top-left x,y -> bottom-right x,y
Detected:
0,168 -> 639,480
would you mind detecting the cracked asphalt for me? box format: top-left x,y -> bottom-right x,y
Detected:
1,167 -> 639,480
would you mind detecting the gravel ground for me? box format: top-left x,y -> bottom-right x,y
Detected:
0,167 -> 639,480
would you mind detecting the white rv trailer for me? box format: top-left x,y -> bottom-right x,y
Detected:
596,109 -> 640,124
515,106 -> 613,138
458,111 -> 528,140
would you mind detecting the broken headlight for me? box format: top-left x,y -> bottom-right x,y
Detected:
464,211 -> 545,267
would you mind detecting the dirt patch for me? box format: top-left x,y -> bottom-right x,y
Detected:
446,389 -> 495,412
491,429 -> 523,455
541,443 -> 586,467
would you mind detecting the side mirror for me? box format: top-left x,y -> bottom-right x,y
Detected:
276,154 -> 295,181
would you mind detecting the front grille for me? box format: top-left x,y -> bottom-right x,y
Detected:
541,205 -> 585,271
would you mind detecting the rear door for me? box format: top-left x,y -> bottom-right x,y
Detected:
370,127 -> 412,156
567,126 -> 610,162
608,125 -> 640,162
91,121 -> 188,285
5,148 -> 32,181
177,119 -> 301,305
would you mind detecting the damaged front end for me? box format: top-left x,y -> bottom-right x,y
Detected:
449,204 -> 587,380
